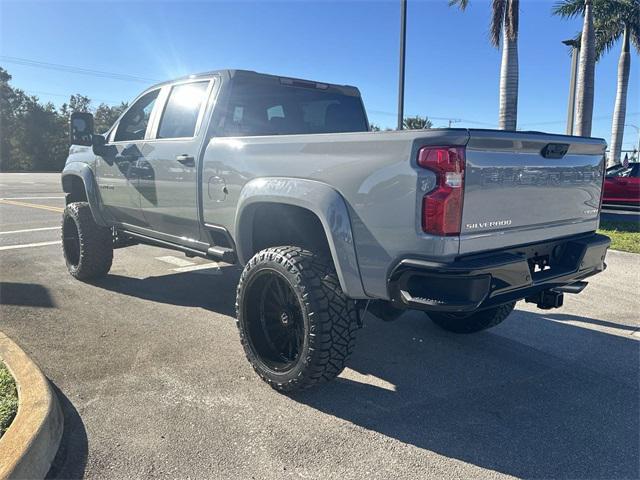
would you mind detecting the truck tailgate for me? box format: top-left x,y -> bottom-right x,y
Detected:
459,130 -> 606,254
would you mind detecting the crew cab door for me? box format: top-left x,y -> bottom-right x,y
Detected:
138,79 -> 215,244
97,88 -> 161,226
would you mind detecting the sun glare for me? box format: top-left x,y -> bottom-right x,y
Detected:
173,84 -> 205,109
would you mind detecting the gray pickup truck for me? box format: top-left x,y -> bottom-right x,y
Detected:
63,69 -> 610,392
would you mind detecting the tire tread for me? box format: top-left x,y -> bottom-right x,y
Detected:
235,246 -> 358,392
429,301 -> 516,334
62,202 -> 113,280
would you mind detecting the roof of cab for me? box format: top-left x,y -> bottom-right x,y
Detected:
148,69 -> 361,96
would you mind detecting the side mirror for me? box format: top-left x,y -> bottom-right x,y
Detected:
92,134 -> 107,156
70,112 -> 94,146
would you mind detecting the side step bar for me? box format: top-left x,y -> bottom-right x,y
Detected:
120,230 -> 236,263
524,281 -> 588,310
207,246 -> 236,263
554,281 -> 588,294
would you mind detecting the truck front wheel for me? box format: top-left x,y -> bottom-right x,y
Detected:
428,301 -> 516,334
62,202 -> 113,280
236,246 -> 358,392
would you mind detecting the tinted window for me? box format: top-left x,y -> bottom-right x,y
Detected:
607,163 -> 639,178
114,90 -> 159,142
157,81 -> 209,139
222,80 -> 368,136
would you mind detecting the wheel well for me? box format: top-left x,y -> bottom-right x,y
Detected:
62,175 -> 88,204
249,203 -> 331,259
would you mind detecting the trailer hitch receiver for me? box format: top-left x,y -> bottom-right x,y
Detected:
525,289 -> 564,310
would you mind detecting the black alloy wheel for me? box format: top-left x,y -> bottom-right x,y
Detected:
250,270 -> 305,372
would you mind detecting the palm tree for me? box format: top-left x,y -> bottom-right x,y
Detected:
403,115 -> 433,129
553,0 -> 597,137
597,1 -> 639,165
449,0 -> 520,130
555,0 -> 639,162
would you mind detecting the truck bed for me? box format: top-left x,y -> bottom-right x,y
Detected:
202,128 -> 606,299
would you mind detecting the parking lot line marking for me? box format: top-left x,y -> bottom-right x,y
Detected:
156,255 -> 195,267
0,240 -> 61,251
0,196 -> 65,200
0,226 -> 60,235
0,199 -> 64,213
172,263 -> 221,274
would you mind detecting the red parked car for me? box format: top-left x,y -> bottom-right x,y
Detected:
603,162 -> 640,208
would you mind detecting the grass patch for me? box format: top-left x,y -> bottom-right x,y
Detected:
598,221 -> 640,254
0,361 -> 18,438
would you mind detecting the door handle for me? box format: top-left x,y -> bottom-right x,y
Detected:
176,154 -> 195,167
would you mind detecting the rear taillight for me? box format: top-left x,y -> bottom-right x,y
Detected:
598,158 -> 606,224
418,146 -> 465,235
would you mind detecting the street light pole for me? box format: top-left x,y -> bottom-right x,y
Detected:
563,39 -> 580,135
397,0 -> 407,130
624,124 -> 640,160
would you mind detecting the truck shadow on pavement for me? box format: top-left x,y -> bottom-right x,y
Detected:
89,269 -> 639,479
294,310 -> 639,479
0,282 -> 56,308
91,266 -> 241,318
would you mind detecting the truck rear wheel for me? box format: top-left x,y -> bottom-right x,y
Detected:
62,202 -> 113,280
236,246 -> 358,392
428,302 -> 516,334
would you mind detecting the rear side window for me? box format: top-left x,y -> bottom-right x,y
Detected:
157,81 -> 209,139
114,89 -> 159,142
222,79 -> 368,137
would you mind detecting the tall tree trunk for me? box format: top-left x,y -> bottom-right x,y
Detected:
498,22 -> 518,130
575,0 -> 595,136
609,26 -> 630,167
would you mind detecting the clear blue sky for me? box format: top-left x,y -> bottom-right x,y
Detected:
1,0 -> 638,149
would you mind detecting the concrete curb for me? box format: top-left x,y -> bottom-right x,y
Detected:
0,332 -> 63,480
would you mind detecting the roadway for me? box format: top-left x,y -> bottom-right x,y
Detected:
0,172 -> 638,479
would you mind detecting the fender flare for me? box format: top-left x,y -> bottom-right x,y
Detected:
61,162 -> 108,226
234,177 -> 367,299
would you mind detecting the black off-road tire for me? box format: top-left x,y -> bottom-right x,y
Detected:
62,202 -> 113,280
236,246 -> 358,392
428,301 -> 516,334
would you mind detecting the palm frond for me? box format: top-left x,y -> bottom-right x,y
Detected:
591,0 -> 640,57
448,0 -> 470,10
595,28 -> 622,59
552,0 -> 586,19
630,24 -> 640,54
491,0 -> 506,47
505,0 -> 519,40
593,17 -> 624,58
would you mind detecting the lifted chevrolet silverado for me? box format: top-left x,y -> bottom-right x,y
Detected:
62,70 -> 610,391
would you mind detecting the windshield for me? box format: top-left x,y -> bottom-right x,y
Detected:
221,78 -> 368,137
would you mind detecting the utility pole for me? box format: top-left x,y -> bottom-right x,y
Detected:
397,0 -> 407,130
563,38 -> 580,135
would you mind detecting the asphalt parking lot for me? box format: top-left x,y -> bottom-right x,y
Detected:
0,172 -> 638,479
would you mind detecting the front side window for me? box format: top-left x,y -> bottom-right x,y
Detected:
114,89 -> 159,142
157,81 -> 209,139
